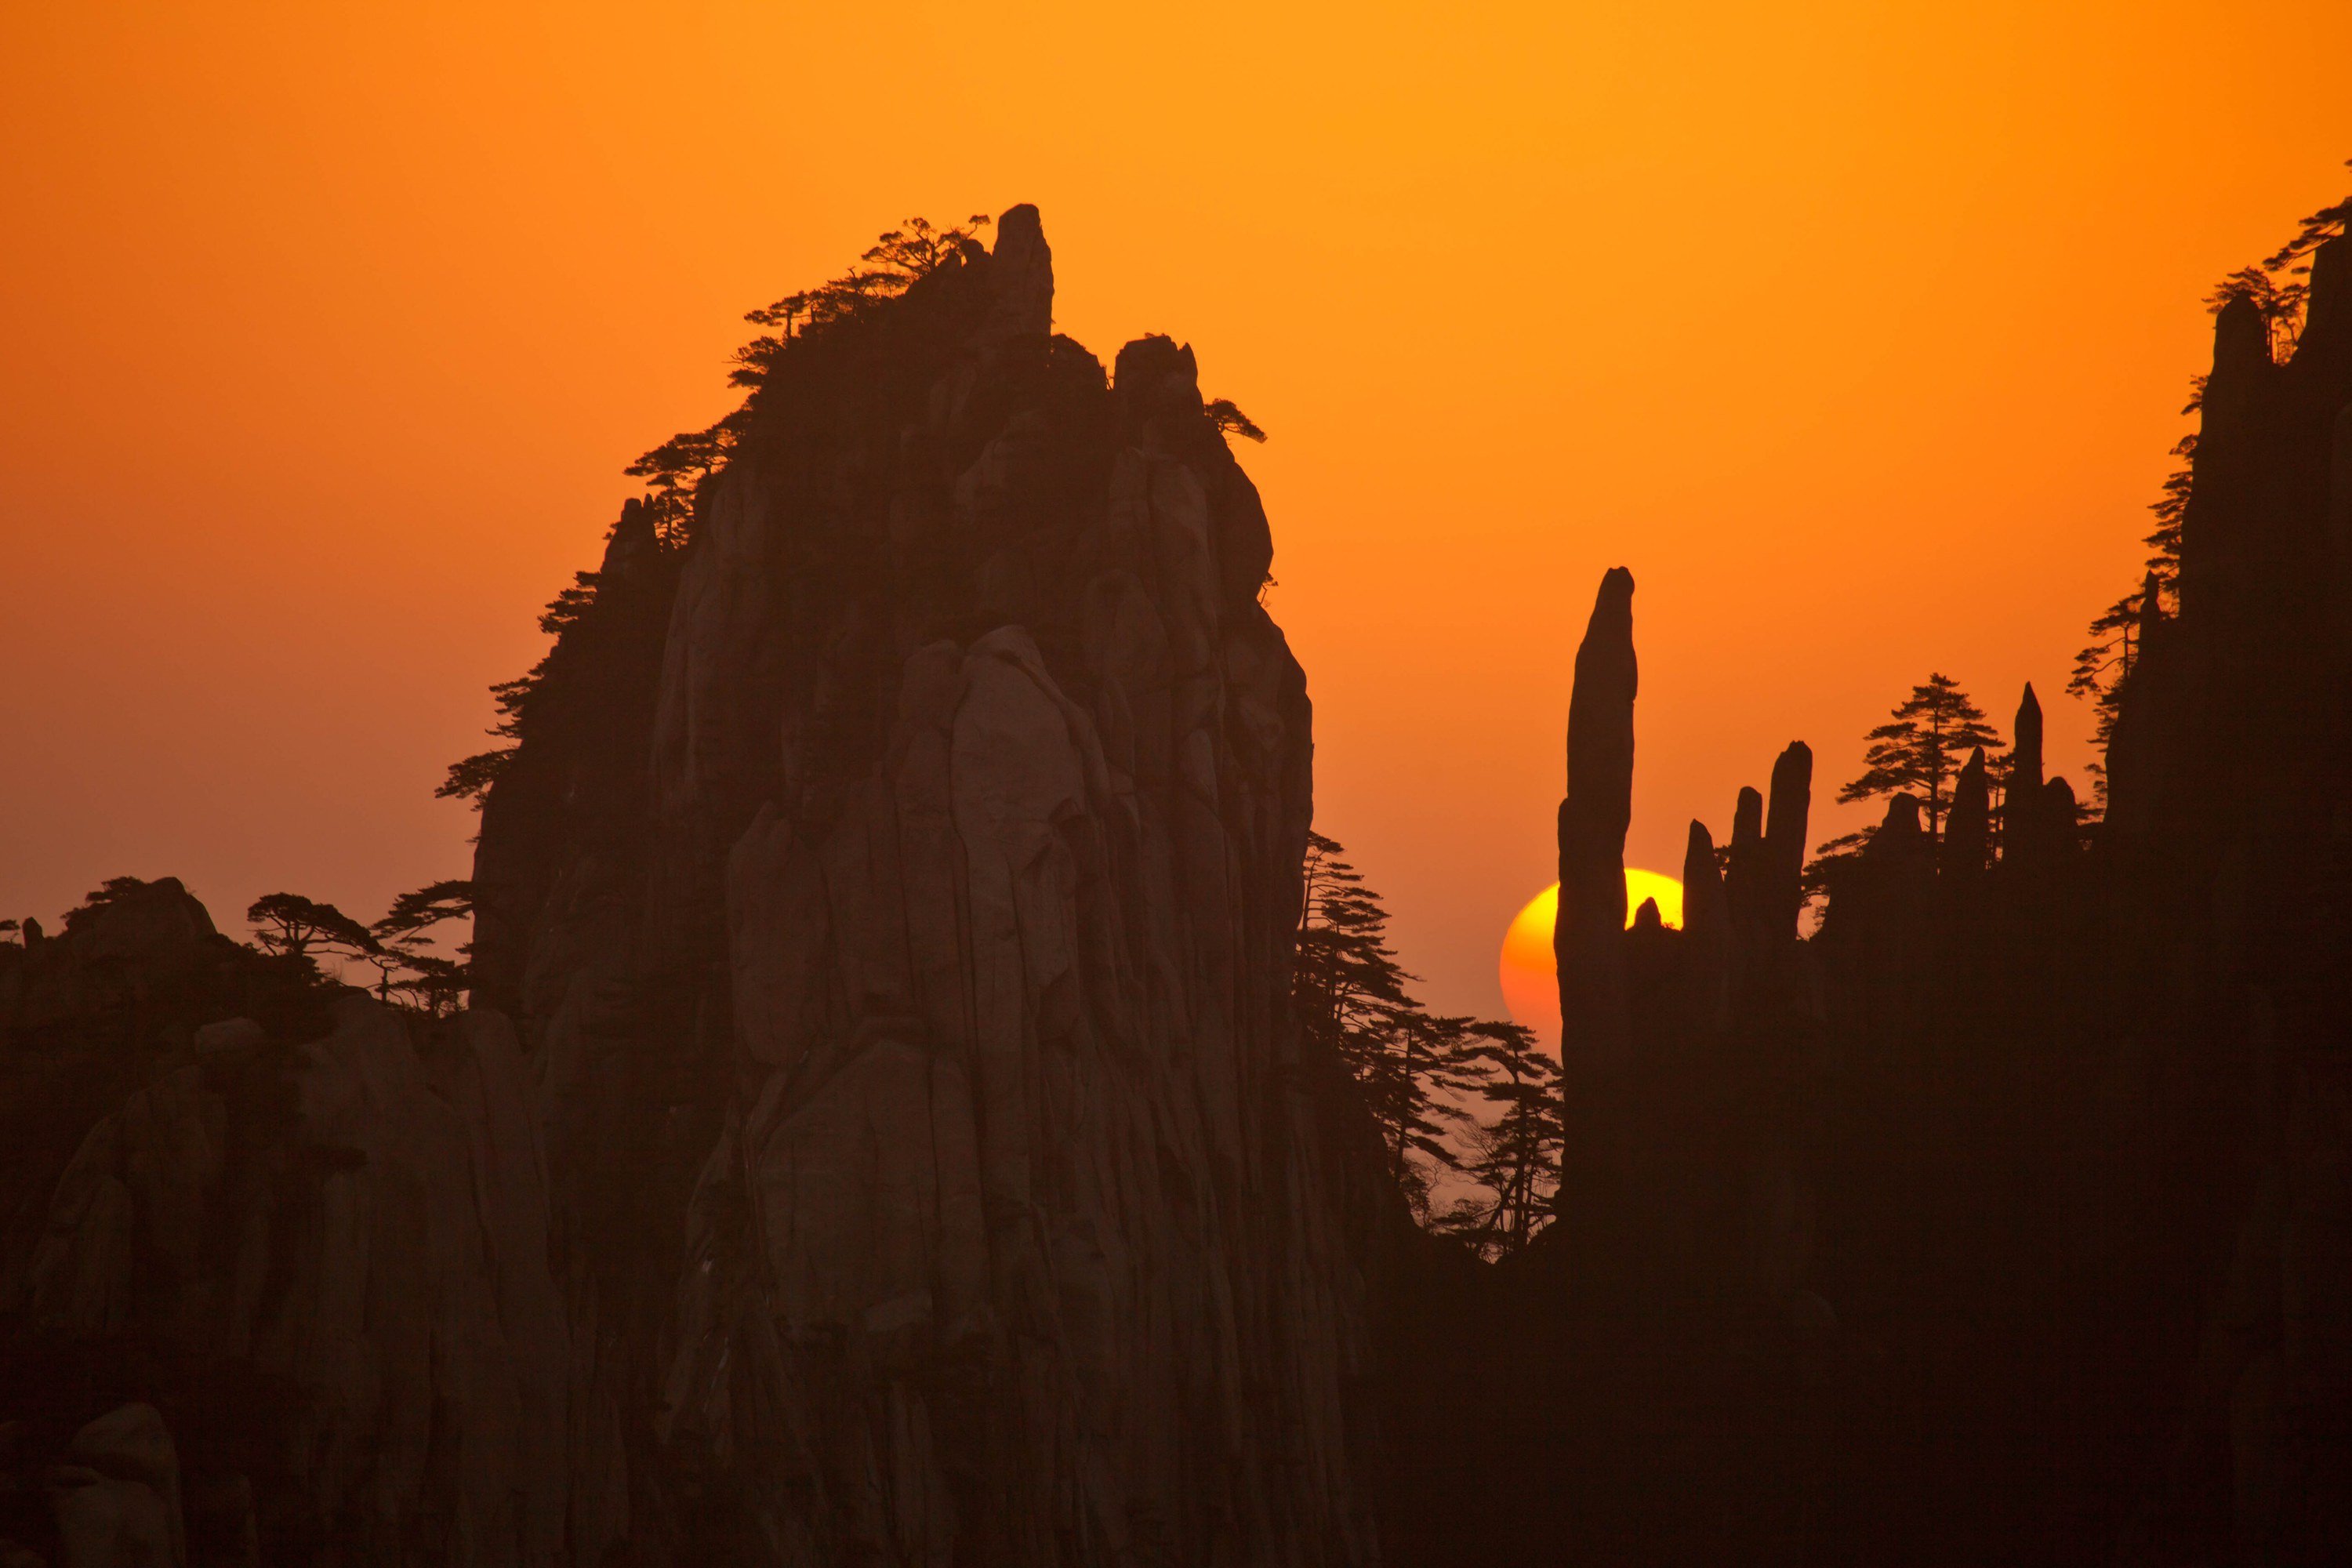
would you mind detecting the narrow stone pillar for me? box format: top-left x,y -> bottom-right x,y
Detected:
1556,566 -> 1638,1073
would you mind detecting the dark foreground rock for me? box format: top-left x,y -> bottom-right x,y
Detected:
9,215 -> 2352,1568
3,209 -> 1389,1567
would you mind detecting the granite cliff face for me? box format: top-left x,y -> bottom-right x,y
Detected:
2089,230 -> 2352,1568
1,209 -> 1382,1567
16,994 -> 568,1563
1377,240 -> 2352,1568
466,205 -> 1370,1565
0,880 -> 580,1563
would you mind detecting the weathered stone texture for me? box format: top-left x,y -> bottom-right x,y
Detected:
495,205 -> 1360,1565
16,998 -> 568,1565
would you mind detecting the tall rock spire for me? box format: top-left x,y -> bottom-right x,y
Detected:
1726,785 -> 1766,934
1682,818 -> 1732,1033
1682,818 -> 1727,941
2297,230 -> 2352,365
1763,742 -> 1813,941
1942,746 -> 1991,880
2013,684 -> 2044,797
978,201 -> 1053,346
1557,567 -> 1637,1072
2003,683 -> 2045,867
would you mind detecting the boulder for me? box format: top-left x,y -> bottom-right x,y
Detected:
49,1404 -> 183,1568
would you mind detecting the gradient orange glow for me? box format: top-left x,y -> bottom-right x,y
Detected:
5,3 -> 2349,1022
1498,873 -> 1685,1048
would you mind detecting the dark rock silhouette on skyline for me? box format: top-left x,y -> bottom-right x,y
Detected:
6,201 -> 2352,1568
1375,234 -> 2352,1568
2,209 -> 1386,1567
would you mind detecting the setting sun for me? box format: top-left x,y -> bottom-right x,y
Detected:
1495,870 -> 1683,1047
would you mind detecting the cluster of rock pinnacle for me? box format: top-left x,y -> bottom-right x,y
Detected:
4,213 -> 2351,1567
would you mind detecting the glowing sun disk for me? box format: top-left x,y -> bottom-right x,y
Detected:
1495,870 -> 1685,1047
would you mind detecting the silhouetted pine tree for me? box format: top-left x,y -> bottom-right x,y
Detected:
442,213 -> 1000,818
371,880 -> 475,1014
2068,429 -> 2193,808
1296,832 -> 1552,1233
2074,162 -> 2352,803
1297,833 -> 1460,1211
245,892 -> 374,967
624,423 -> 736,547
1804,673 -> 2002,899
1838,673 -> 2002,836
725,213 -> 993,401
58,877 -> 174,935
1432,1020 -> 1561,1259
241,886 -> 472,1012
1203,398 -> 1267,443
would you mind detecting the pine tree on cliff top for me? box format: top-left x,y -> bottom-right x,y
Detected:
1802,673 -> 2003,903
2072,160 -> 2352,802
1836,673 -> 2001,837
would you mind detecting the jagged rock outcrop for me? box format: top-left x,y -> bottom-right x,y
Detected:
1721,743 -> 1817,1035
2090,228 -> 2352,1568
467,205 -> 1369,1566
1549,568 -> 1644,1290
13,187 -> 2350,1568
2001,684 -> 2069,877
1547,570 -> 1826,1306
1939,746 -> 1989,881
1,884 -> 583,1565
15,996 -> 568,1562
1679,822 -> 1730,1035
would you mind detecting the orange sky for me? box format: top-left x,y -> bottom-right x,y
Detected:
5,2 -> 2348,1019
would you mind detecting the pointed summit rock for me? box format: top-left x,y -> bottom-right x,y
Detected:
2213,289 -> 2274,379
2002,682 -> 2046,869
1861,794 -> 1937,914
2013,684 -> 2045,797
1764,742 -> 1813,941
2297,230 -> 2352,362
1942,746 -> 1991,880
1682,818 -> 1732,1033
1682,818 -> 1727,942
2042,775 -> 2079,857
1557,567 -> 1637,1071
1726,785 -> 1766,933
978,201 -> 1053,346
